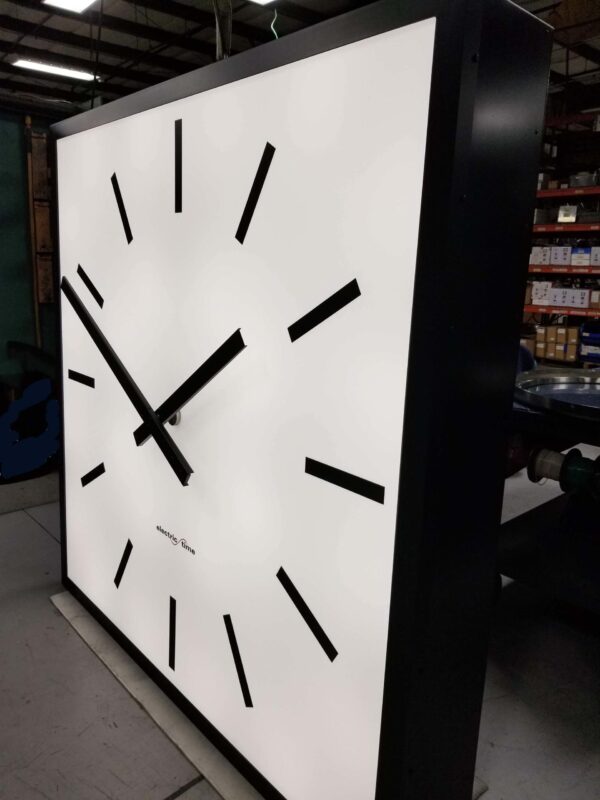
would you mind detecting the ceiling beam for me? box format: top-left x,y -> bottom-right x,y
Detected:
0,93 -> 73,118
273,2 -> 328,24
0,76 -> 82,104
0,61 -> 129,97
0,40 -> 154,85
121,0 -> 271,44
552,77 -> 600,113
15,0 -> 217,60
0,14 -> 200,74
560,39 -> 600,66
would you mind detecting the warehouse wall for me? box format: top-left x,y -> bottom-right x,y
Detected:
0,109 -> 36,374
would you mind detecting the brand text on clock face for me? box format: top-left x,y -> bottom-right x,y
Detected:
156,525 -> 196,555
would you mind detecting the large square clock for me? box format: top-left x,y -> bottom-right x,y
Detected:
52,2 -> 551,799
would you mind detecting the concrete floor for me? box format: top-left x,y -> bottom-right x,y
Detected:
1,479 -> 599,799
0,494 -> 219,800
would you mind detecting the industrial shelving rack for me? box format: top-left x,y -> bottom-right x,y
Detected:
526,185 -> 600,365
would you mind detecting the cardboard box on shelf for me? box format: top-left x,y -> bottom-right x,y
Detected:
525,282 -> 533,305
558,205 -> 577,223
546,343 -> 557,359
581,343 -> 600,358
567,289 -> 590,308
548,286 -> 568,306
551,246 -> 572,266
535,325 -> 547,342
535,341 -> 546,359
532,281 -> 553,305
591,247 -> 600,267
568,327 -> 580,345
520,337 -> 535,357
566,344 -> 578,362
556,326 -> 567,344
546,326 -> 558,343
590,290 -> 600,309
571,247 -> 592,266
554,344 -> 566,361
530,246 -> 551,265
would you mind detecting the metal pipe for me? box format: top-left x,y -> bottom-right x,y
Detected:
528,448 -> 565,482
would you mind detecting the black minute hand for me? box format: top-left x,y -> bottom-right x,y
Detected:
133,329 -> 246,446
61,277 -> 193,486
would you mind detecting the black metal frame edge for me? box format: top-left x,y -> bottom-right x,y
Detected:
375,3 -> 551,798
49,129 -> 68,587
49,1 -> 440,141
50,2 -> 552,799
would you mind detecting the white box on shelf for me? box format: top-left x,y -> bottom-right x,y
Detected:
568,289 -> 590,308
531,245 -> 551,265
558,205 -> 577,223
571,247 -> 592,266
548,287 -> 569,306
532,281 -> 553,305
551,246 -> 572,266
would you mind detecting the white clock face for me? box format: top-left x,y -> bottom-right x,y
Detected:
57,18 -> 436,800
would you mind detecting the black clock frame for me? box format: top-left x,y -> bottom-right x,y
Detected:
51,2 -> 551,799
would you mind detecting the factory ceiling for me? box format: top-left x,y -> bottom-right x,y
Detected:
0,0 -> 599,121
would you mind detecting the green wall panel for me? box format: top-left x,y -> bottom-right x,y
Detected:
0,111 -> 35,376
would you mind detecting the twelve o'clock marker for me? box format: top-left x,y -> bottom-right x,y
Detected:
175,119 -> 182,214
111,172 -> 133,244
224,614 -> 253,708
235,142 -> 276,244
81,462 -> 106,487
305,457 -> 385,504
114,539 -> 133,588
288,279 -> 361,342
277,567 -> 338,662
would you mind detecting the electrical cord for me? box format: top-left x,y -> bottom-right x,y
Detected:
212,0 -> 233,60
90,0 -> 104,109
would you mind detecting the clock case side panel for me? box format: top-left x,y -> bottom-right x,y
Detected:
50,138 -> 67,587
376,2 -> 551,800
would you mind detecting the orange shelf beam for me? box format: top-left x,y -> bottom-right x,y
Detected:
537,186 -> 600,199
533,223 -> 600,233
529,265 -> 600,274
524,304 -> 600,317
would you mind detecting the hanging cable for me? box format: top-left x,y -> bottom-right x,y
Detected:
271,8 -> 279,40
227,0 -> 233,56
90,0 -> 104,109
212,0 -> 232,61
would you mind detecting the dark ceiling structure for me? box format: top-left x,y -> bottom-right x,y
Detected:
1,1 -> 600,120
0,1 -> 366,117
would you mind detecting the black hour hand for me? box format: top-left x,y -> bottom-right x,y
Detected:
134,329 -> 246,446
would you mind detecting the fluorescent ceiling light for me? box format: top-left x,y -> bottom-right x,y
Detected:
14,59 -> 95,82
246,1 -> 276,4
43,0 -> 97,12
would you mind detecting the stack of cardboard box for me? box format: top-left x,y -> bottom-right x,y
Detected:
526,282 -> 600,310
527,246 -> 600,310
534,325 -> 580,362
527,245 -> 600,267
